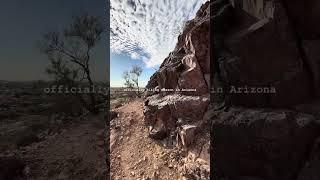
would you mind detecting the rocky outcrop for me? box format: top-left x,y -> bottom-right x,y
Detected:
144,0 -> 320,179
145,1 -> 210,94
211,108 -> 320,179
212,0 -> 320,179
212,0 -> 320,107
144,94 -> 209,138
143,3 -> 211,179
144,2 -> 211,139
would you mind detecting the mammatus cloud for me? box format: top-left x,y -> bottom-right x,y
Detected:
110,0 -> 208,68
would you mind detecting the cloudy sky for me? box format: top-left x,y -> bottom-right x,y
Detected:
110,0 -> 208,87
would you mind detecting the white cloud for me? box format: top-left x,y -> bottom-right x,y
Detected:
130,52 -> 140,60
110,0 -> 208,68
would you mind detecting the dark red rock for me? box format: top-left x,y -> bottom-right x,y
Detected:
144,94 -> 209,135
144,2 -> 211,139
145,2 -> 210,95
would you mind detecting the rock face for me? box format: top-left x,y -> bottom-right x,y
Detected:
213,0 -> 320,107
144,0 -> 320,179
212,108 -> 320,179
144,2 -> 211,138
212,0 -> 320,179
144,94 -> 209,138
143,4 -> 211,178
145,1 -> 210,94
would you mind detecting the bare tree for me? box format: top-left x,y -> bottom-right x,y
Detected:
39,14 -> 103,114
122,65 -> 143,97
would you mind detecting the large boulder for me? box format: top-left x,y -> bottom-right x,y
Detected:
144,94 -> 209,137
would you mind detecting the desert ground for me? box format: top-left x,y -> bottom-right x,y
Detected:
0,81 -> 108,180
110,99 -> 210,180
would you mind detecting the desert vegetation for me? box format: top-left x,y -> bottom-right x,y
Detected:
0,14 -> 108,180
38,14 -> 105,114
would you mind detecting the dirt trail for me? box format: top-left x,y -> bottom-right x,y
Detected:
110,100 -> 180,179
110,100 -> 210,180
19,116 -> 107,180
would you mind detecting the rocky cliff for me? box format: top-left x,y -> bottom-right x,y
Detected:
144,0 -> 320,179
143,2 -> 211,179
144,1 -> 211,140
212,0 -> 320,179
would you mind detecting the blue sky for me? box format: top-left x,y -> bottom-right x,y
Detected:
0,0 -> 107,81
110,0 -> 208,87
110,53 -> 158,87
